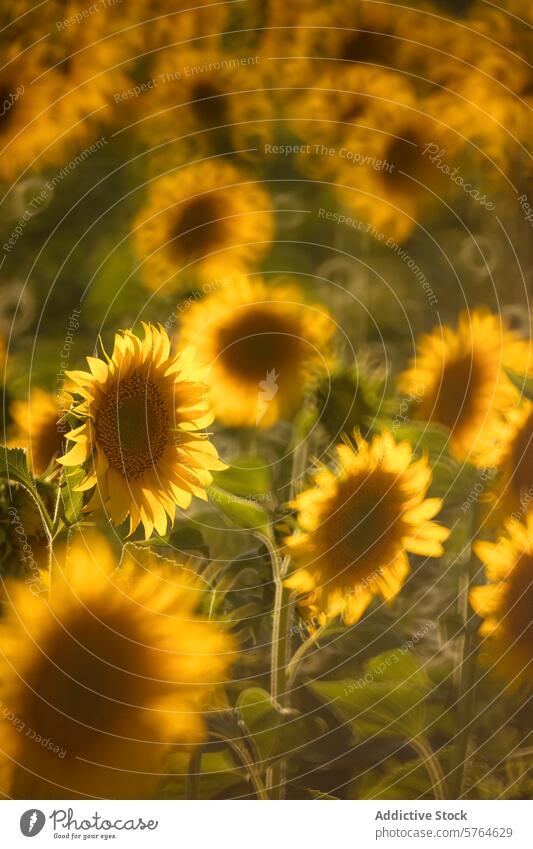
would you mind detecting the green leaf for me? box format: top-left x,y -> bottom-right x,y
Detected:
212,455 -> 272,498
237,687 -> 283,766
308,789 -> 339,800
354,758 -> 433,800
59,463 -> 86,528
0,446 -> 35,492
310,649 -> 433,742
207,484 -> 270,533
0,446 -> 52,535
391,422 -> 451,460
507,369 -> 533,400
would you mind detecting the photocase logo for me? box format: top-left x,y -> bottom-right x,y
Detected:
20,809 -> 46,837
256,368 -> 279,425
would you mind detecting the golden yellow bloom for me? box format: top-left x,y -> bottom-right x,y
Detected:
480,400 -> 533,520
288,0 -> 422,76
178,276 -> 335,428
136,45 -> 275,157
10,389 -> 64,475
45,13 -> 130,143
472,517 -> 533,687
134,161 -> 274,292
0,533 -> 234,799
398,310 -> 530,465
289,66 -> 416,179
58,323 -> 225,538
337,94 -> 465,243
0,45 -> 70,180
285,430 -> 449,626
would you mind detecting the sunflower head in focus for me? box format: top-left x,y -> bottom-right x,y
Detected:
178,276 -> 335,428
472,517 -> 533,687
134,161 -> 274,292
398,309 -> 531,465
9,389 -> 64,475
0,532 -> 234,799
58,323 -> 225,538
285,430 -> 449,626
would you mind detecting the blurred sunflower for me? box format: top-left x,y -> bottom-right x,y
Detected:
126,0 -> 230,50
285,430 -> 449,625
289,66 -> 415,179
0,44 -> 69,180
178,276 -> 335,428
480,400 -> 533,519
289,0 -> 422,76
10,389 -> 64,475
338,94 -> 465,243
134,161 -> 274,292
398,310 -> 530,465
58,323 -> 225,538
472,517 -> 533,687
0,533 -> 234,799
136,46 -> 274,156
314,360 -> 383,442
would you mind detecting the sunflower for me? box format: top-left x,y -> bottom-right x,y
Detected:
44,12 -> 130,143
58,323 -> 225,538
0,532 -> 234,799
135,45 -> 275,157
0,44 -> 71,180
289,66 -> 416,179
479,401 -> 533,520
285,430 -> 449,626
398,310 -> 531,465
9,389 -> 64,475
134,161 -> 274,292
178,275 -> 335,428
472,517 -> 533,686
288,0 -> 423,77
337,93 -> 465,243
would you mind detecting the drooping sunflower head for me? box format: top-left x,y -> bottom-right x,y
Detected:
0,532 -> 235,799
134,161 -> 274,292
178,276 -> 336,428
285,430 -> 449,625
314,360 -> 383,442
472,517 -> 533,687
9,389 -> 64,475
398,309 -> 531,465
58,323 -> 225,538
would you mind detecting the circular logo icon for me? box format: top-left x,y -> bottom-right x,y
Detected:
20,809 -> 46,837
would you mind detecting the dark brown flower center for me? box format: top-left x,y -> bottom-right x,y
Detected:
95,372 -> 170,480
500,551 -> 533,654
316,468 -> 407,584
383,131 -> 437,194
171,194 -> 225,264
190,80 -> 227,126
426,351 -> 486,434
217,308 -> 304,385
509,409 -> 533,501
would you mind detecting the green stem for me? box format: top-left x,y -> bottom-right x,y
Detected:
286,623 -> 328,688
410,736 -> 446,800
186,747 -> 203,800
212,733 -> 269,800
256,531 -> 293,799
449,516 -> 482,798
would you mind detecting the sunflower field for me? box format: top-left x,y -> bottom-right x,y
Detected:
0,0 -> 532,804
